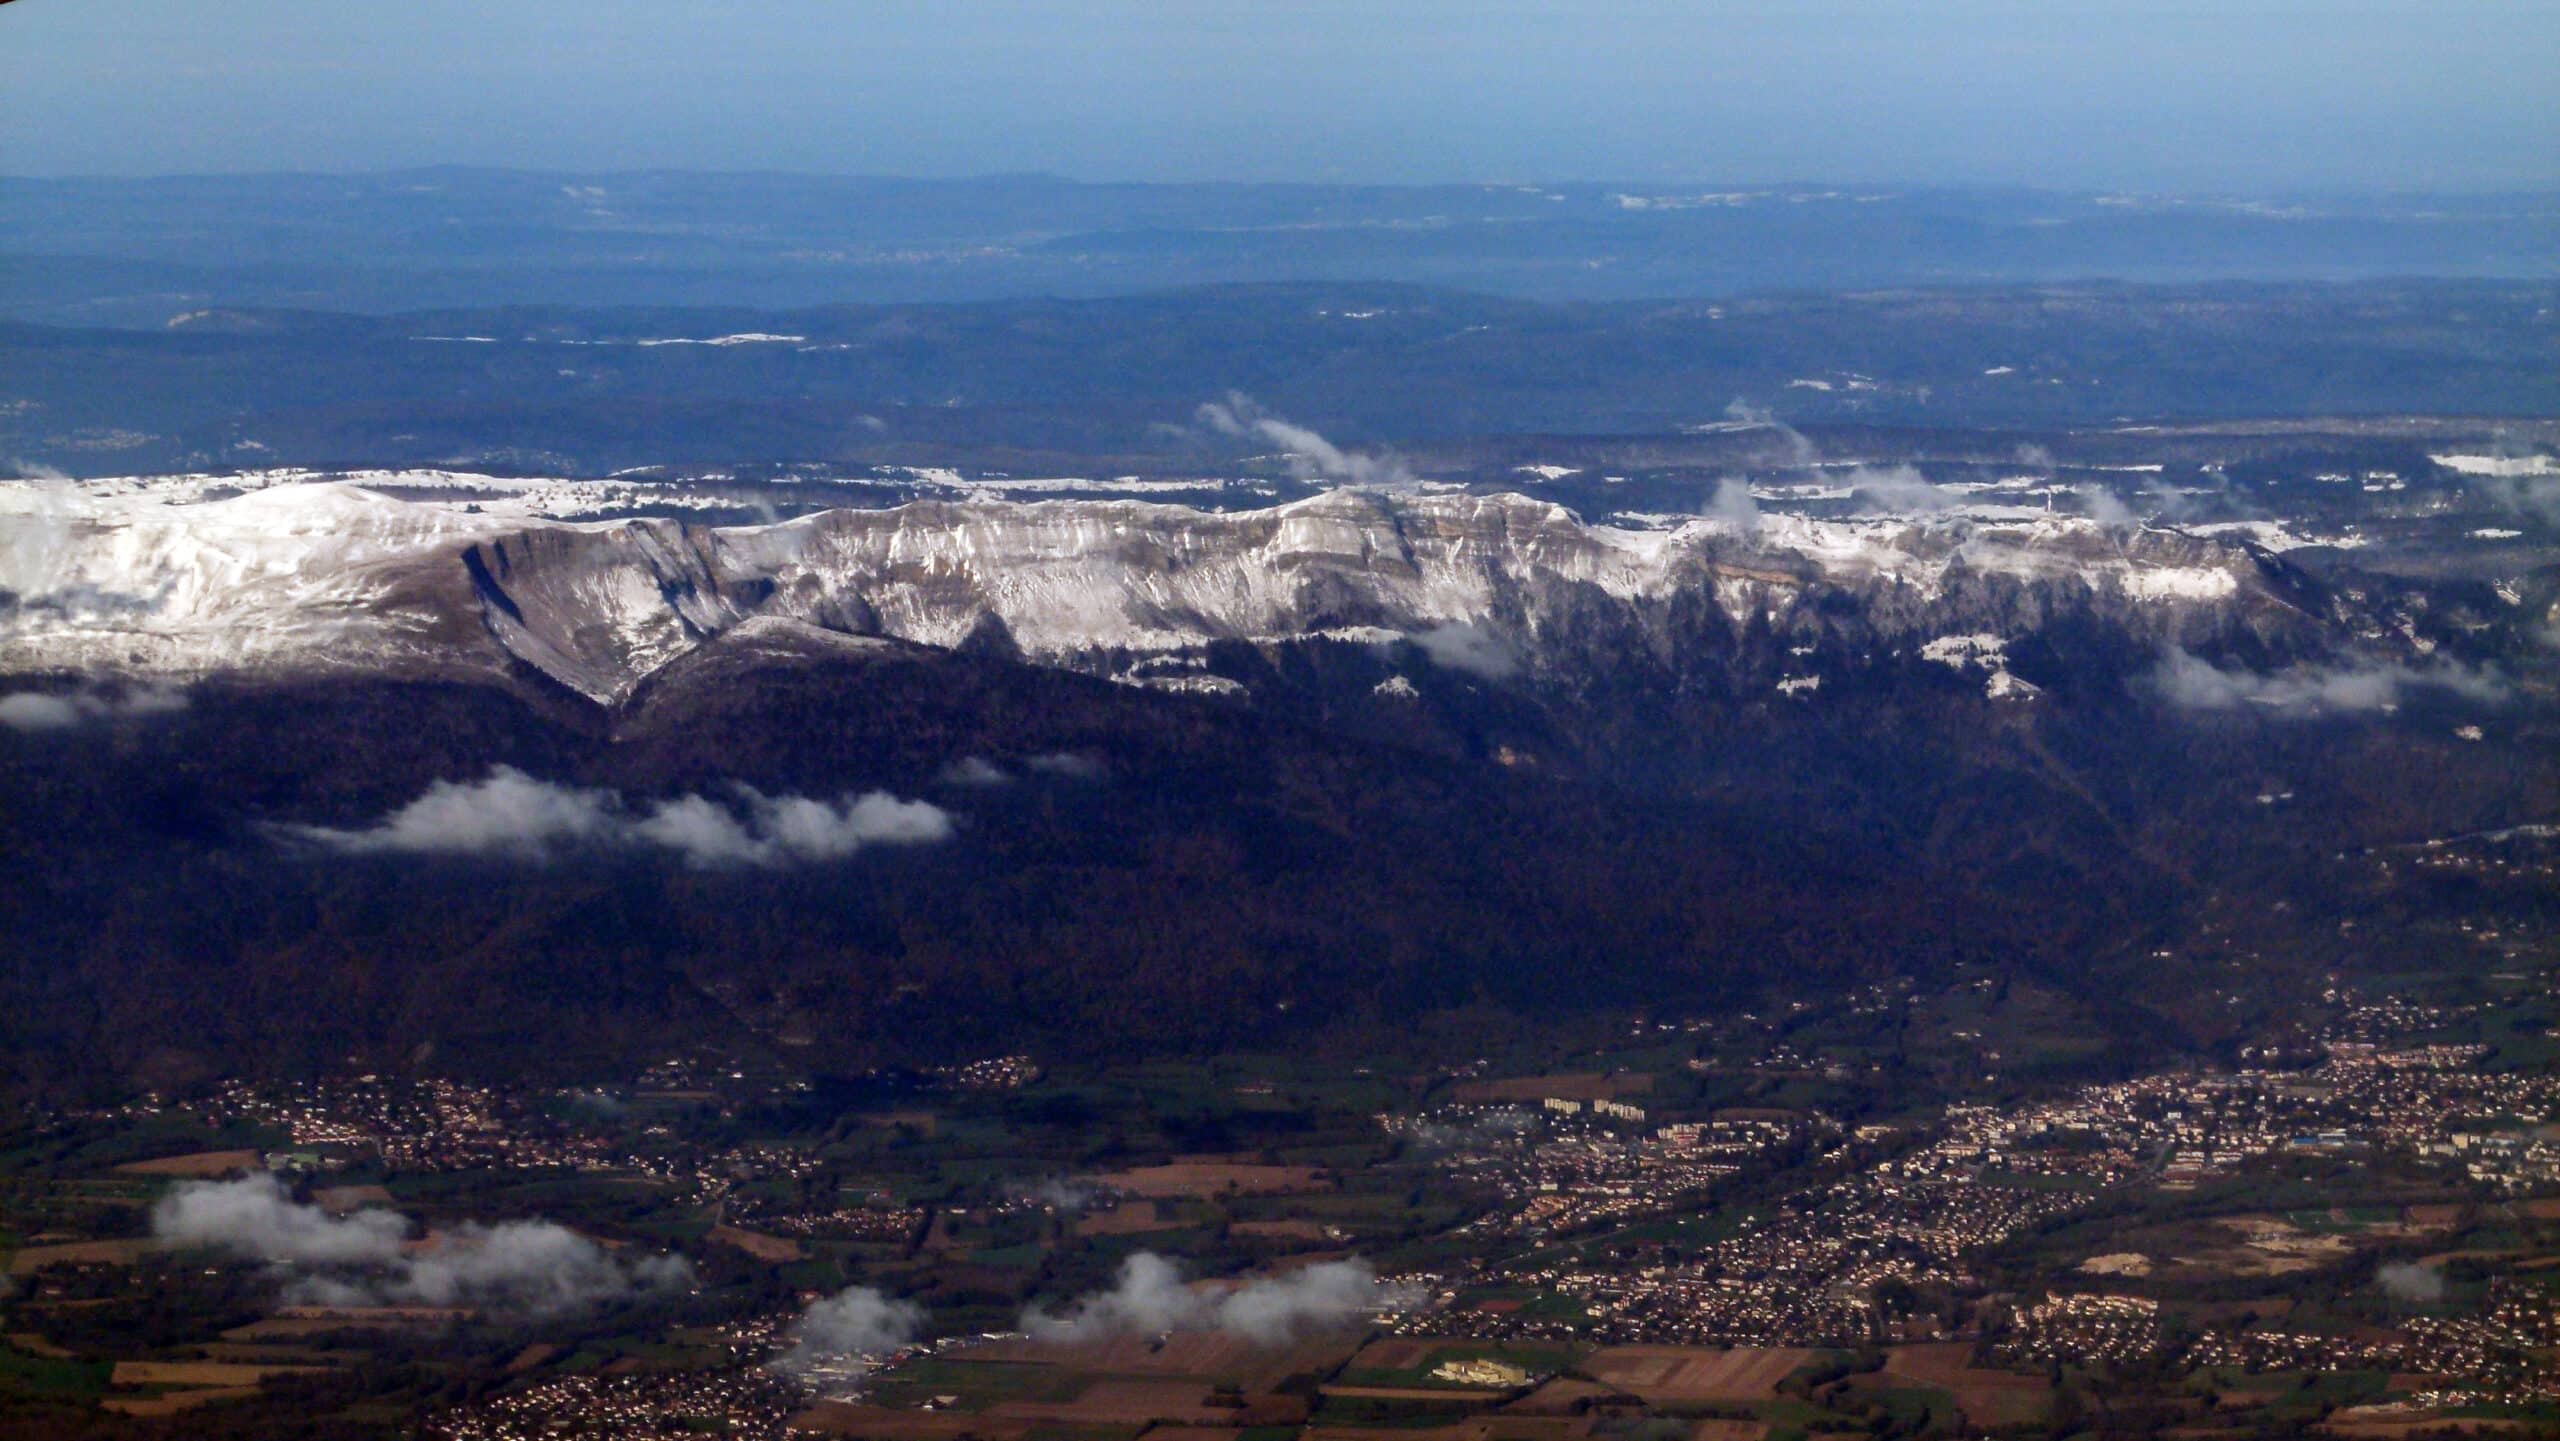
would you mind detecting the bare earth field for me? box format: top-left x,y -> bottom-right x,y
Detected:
1510,1379 -> 1617,1415
1094,1161 -> 1333,1199
220,1305 -> 474,1340
962,1329 -> 1359,1394
110,1150 -> 262,1178
1323,1385 -> 1509,1402
988,1376 -> 1226,1425
1877,1344 -> 2053,1428
1451,1074 -> 1655,1104
1306,1418 -> 1597,1441
100,1386 -> 261,1417
1584,1346 -> 1812,1402
1232,1219 -> 1334,1240
111,1360 -> 329,1386
1075,1200 -> 1180,1236
2322,1416 -> 2549,1439
6,1238 -> 151,1274
792,1401 -> 1034,1439
312,1183 -> 396,1215
710,1224 -> 809,1262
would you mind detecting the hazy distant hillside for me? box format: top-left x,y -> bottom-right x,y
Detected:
4,172 -> 2555,322
6,280 -> 2556,477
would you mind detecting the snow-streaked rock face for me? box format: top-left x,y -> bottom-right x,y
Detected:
2,476 -> 2319,704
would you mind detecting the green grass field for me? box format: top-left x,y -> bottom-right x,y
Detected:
0,1344 -> 112,1399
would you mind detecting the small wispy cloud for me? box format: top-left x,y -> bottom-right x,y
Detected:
0,685 -> 188,733
937,756 -> 1012,788
1409,622 -> 1520,679
2151,649 -> 2509,716
1703,478 -> 1761,532
1023,1252 -> 1418,1345
1711,403 -> 1955,515
1018,1176 -> 1103,1212
772,1286 -> 926,1375
291,766 -> 953,866
2077,484 -> 2138,527
1722,399 -> 1818,465
154,1174 -> 689,1317
1846,463 -> 1959,513
1194,392 -> 1417,491
0,472 -> 165,620
2375,1261 -> 2446,1304
2457,459 -> 2560,527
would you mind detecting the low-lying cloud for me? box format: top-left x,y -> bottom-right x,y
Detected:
2375,1261 -> 2446,1304
154,1175 -> 690,1316
937,756 -> 1012,788
1846,463 -> 1960,514
0,685 -> 188,733
1019,1176 -> 1104,1212
293,766 -> 952,866
0,476 -> 167,620
1023,1252 -> 1417,1345
1722,399 -> 1819,465
2077,484 -> 2139,528
1704,478 -> 1761,532
1411,622 -> 1520,679
1196,392 -> 1417,491
2453,448 -> 2560,526
156,1174 -> 410,1265
2152,649 -> 2510,716
2481,473 -> 2560,526
774,1285 -> 926,1374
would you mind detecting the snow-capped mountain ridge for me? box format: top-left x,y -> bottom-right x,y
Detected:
3,477 -> 2329,704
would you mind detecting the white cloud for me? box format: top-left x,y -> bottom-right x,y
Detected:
2077,484 -> 2138,527
154,1175 -> 689,1317
773,1286 -> 927,1374
0,693 -> 87,733
1411,622 -> 1520,679
938,756 -> 1011,787
0,475 -> 167,619
1196,392 -> 1416,491
1023,1252 -> 1418,1345
156,1173 -> 409,1266
2152,649 -> 2509,715
2376,1261 -> 2445,1304
1721,399 -> 1818,464
627,793 -> 769,864
1847,464 -> 1959,514
1019,1176 -> 1102,1212
2466,469 -> 2560,527
1023,751 -> 1105,779
0,685 -> 188,733
1704,478 -> 1760,532
300,767 -> 622,860
293,767 -> 953,866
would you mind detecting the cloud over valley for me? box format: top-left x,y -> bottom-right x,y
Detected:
291,766 -> 953,866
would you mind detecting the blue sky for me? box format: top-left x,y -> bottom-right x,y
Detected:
5,0 -> 2552,189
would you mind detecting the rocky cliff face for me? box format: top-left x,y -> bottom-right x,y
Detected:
2,479 -> 2361,706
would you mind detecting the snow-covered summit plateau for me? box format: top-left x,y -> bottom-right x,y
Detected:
2,472 -> 2318,704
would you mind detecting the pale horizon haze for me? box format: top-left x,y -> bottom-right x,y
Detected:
3,0 -> 2555,191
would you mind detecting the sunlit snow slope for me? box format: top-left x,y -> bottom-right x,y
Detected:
3,473 -> 2332,705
